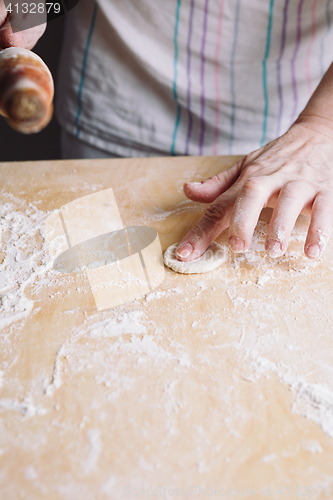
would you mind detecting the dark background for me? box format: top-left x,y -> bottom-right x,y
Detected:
0,15 -> 65,162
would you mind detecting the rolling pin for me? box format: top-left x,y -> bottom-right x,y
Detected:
0,47 -> 54,134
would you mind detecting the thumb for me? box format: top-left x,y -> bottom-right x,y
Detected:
176,188 -> 239,261
0,2 -> 46,50
0,20 -> 46,50
183,158 -> 243,204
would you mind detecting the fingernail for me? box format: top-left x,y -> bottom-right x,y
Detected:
191,182 -> 203,186
176,242 -> 193,258
229,236 -> 245,252
266,240 -> 282,257
306,243 -> 320,258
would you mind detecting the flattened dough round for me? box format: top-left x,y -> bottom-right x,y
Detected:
163,241 -> 226,274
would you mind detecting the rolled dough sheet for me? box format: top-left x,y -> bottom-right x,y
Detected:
163,241 -> 226,274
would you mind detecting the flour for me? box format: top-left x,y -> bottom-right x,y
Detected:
317,229 -> 329,249
256,273 -> 271,287
82,429 -> 102,475
291,381 -> 333,438
24,466 -> 38,480
145,287 -> 182,302
250,353 -> 333,438
302,439 -> 323,453
44,345 -> 67,396
0,396 -> 48,417
277,228 -> 286,242
2,190 -> 333,481
123,334 -> 174,361
76,310 -> 147,337
0,194 -> 53,330
146,200 -> 200,222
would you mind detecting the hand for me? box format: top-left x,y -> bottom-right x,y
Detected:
176,120 -> 333,262
0,0 -> 46,50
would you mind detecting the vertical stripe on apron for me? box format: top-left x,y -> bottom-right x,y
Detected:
320,0 -> 332,76
260,0 -> 275,147
185,0 -> 195,155
213,0 -> 225,155
171,0 -> 182,156
290,0 -> 305,126
75,2 -> 98,137
199,0 -> 210,155
229,0 -> 241,154
305,0 -> 319,97
276,0 -> 290,138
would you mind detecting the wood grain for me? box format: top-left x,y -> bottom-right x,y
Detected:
0,156 -> 333,499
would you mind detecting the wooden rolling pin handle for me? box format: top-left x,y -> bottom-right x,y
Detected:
0,47 -> 54,134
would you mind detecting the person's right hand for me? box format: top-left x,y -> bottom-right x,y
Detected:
0,0 -> 46,50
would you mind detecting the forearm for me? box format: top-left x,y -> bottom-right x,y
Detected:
296,61 -> 333,138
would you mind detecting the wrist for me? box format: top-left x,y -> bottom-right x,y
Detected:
293,113 -> 333,141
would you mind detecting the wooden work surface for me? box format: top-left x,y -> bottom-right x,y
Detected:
1,156 -> 333,498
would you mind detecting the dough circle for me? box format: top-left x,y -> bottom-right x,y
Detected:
163,241 -> 227,274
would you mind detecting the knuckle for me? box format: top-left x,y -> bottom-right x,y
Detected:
241,176 -> 266,196
203,202 -> 225,225
281,180 -> 309,200
280,162 -> 310,180
239,163 -> 260,180
192,223 -> 209,241
206,174 -> 220,184
280,181 -> 304,199
293,162 -> 310,178
316,191 -> 333,208
314,198 -> 333,217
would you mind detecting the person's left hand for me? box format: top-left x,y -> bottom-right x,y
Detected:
0,0 -> 46,50
176,119 -> 333,262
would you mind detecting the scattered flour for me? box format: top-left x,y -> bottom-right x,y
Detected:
0,194 -> 53,330
291,381 -> 333,438
24,466 -> 38,480
302,439 -> 323,453
146,200 -> 200,222
262,453 -> 276,463
76,310 -> 147,337
44,345 -> 67,397
0,396 -> 48,417
1,192 -> 333,485
145,287 -> 182,302
81,429 -> 102,475
256,273 -> 271,287
250,354 -> 333,438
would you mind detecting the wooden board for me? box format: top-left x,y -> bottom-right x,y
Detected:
1,155 -> 333,499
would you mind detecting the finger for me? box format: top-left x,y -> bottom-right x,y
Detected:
0,1 -> 46,50
229,175 -> 279,252
304,191 -> 333,259
0,20 -> 46,49
0,1 -> 6,25
183,158 -> 244,204
0,16 -> 14,48
265,180 -> 314,257
176,188 -> 239,261
14,23 -> 46,49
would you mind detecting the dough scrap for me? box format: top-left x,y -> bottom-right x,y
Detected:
163,241 -> 227,274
